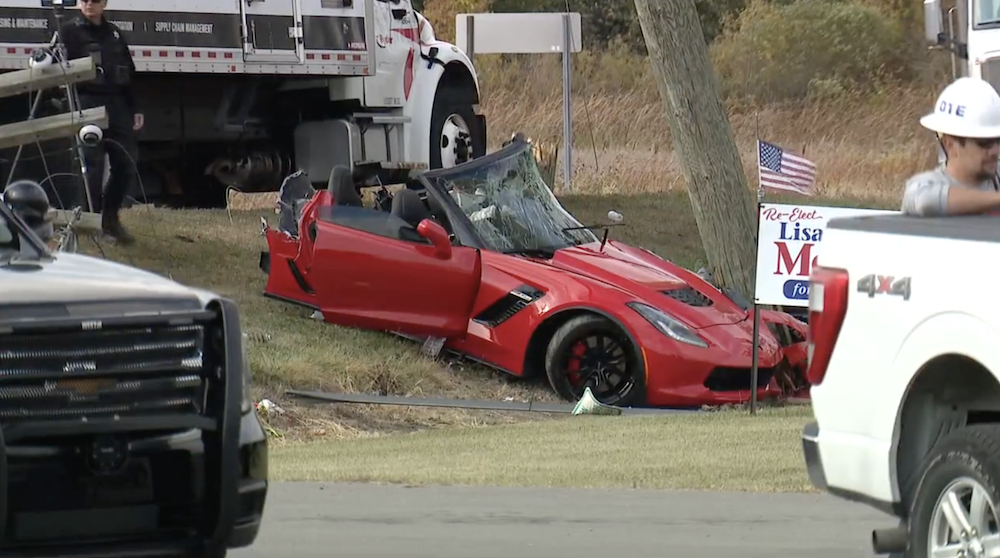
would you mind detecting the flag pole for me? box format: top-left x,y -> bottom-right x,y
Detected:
750,138 -> 765,416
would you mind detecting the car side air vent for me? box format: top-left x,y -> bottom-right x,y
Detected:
662,286 -> 714,307
473,285 -> 545,328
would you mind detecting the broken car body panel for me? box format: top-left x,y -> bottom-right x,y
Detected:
310,205 -> 483,337
260,136 -> 809,407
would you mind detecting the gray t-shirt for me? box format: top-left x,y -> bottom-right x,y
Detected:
901,164 -> 998,216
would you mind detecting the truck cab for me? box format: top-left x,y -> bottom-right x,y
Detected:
0,0 -> 487,209
924,0 -> 1000,164
925,0 -> 1000,86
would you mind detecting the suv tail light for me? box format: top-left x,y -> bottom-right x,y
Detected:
807,266 -> 849,386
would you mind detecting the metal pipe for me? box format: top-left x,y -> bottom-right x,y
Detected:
871,526 -> 908,555
286,389 -> 694,415
561,12 -> 572,192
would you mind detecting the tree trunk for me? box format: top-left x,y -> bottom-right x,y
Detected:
632,0 -> 759,301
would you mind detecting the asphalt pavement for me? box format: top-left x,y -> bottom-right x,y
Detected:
232,482 -> 899,558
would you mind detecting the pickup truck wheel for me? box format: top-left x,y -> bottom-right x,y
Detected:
543,314 -> 645,407
907,425 -> 1000,558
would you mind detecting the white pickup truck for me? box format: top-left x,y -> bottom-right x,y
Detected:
802,213 -> 1000,558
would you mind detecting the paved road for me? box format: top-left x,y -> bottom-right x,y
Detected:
232,482 -> 899,558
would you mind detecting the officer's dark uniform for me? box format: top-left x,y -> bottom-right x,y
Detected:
58,13 -> 138,243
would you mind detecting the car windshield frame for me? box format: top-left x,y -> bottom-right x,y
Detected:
417,138 -> 599,254
0,197 -> 48,261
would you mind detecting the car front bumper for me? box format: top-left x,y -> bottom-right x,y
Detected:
0,299 -> 268,558
0,409 -> 268,558
641,329 -> 786,407
230,410 -> 270,549
0,412 -> 268,558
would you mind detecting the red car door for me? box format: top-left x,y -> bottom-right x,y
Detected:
309,206 -> 482,339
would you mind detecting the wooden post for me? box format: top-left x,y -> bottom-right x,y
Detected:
631,0 -> 759,301
0,56 -> 107,234
0,106 -> 107,150
0,56 -> 99,99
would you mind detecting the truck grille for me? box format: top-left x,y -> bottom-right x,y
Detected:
0,322 -> 208,423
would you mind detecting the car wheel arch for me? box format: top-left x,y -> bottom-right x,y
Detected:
521,305 -> 644,380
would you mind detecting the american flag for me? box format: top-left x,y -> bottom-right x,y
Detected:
757,139 -> 816,196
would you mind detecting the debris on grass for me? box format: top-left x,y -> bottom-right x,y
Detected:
256,398 -> 285,415
571,387 -> 623,416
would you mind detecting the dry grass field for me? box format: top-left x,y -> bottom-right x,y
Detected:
76,13 -> 953,485
96,47 -> 936,442
273,406 -> 816,492
472,53 -> 943,202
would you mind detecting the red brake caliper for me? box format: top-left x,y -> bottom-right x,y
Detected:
567,341 -> 586,385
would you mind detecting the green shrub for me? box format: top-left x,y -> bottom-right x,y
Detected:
710,0 -> 918,103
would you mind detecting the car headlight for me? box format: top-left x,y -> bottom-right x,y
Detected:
240,332 -> 253,414
627,302 -> 708,349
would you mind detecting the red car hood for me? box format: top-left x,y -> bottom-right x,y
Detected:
538,241 -> 750,329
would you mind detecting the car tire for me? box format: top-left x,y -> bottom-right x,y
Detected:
543,314 -> 645,407
906,424 -> 1000,558
428,84 -> 486,170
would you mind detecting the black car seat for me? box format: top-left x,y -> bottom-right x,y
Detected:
328,165 -> 364,207
391,188 -> 432,229
424,192 -> 454,238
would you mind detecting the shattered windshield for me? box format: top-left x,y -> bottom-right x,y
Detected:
423,141 -> 599,253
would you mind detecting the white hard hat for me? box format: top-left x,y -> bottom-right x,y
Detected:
920,77 -> 1000,138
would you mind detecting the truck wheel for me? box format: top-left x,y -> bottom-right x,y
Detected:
907,424 -> 1000,558
429,84 -> 485,169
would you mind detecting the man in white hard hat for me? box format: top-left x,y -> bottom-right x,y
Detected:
902,76 -> 1000,216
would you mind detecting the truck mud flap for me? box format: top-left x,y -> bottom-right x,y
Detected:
203,298 -> 245,558
475,114 -> 487,156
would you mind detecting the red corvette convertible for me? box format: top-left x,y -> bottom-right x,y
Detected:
258,136 -> 809,408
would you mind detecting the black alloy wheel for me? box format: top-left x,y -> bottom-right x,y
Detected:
544,314 -> 645,407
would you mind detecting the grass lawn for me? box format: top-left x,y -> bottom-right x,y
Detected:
67,180 -> 890,488
78,189 -> 886,440
81,201 -> 561,439
269,405 -> 816,492
9,39 -> 928,489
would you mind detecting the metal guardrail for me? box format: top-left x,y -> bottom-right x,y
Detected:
285,389 -> 694,415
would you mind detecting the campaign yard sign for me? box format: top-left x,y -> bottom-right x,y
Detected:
754,203 -> 897,307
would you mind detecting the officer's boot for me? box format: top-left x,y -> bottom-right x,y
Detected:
102,211 -> 135,245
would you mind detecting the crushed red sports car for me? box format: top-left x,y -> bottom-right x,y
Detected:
258,135 -> 809,408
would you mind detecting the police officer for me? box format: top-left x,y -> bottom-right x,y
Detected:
902,77 -> 1000,217
59,0 -> 142,244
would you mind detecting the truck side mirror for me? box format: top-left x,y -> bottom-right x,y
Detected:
924,0 -> 944,44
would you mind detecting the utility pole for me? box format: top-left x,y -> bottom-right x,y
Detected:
0,56 -> 108,235
632,0 -> 758,301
